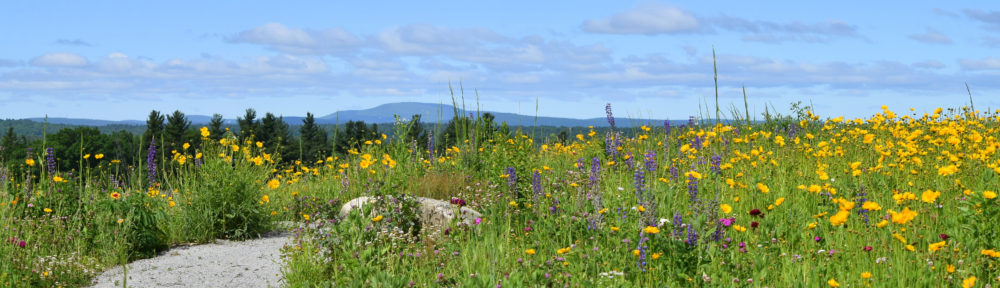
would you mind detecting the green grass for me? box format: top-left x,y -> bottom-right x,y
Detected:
2,104 -> 999,287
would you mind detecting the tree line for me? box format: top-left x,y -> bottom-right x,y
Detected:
1,108 -> 608,173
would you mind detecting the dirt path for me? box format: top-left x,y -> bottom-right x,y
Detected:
89,232 -> 292,288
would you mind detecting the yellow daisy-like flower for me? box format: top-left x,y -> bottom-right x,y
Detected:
861,272 -> 872,279
525,249 -> 535,255
828,278 -> 840,287
921,190 -> 940,203
962,276 -> 976,288
984,190 -> 997,199
43,208 -> 52,213
372,215 -> 383,222
720,204 -> 733,214
95,153 -> 104,159
25,158 -> 35,166
267,179 -> 280,189
644,226 -> 660,234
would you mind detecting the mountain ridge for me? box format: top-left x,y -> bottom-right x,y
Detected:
18,102 -> 682,128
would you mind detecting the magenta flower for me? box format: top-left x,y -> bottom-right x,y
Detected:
18,240 -> 25,248
863,246 -> 873,252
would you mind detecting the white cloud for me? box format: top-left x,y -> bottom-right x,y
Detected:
581,3 -> 702,35
909,28 -> 952,44
30,53 -> 89,67
582,5 -> 862,43
230,23 -> 361,54
959,58 -> 1000,70
913,60 -> 946,69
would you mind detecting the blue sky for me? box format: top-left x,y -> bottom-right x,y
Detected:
1,1 -> 998,121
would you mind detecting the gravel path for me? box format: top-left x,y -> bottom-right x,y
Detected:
89,232 -> 292,288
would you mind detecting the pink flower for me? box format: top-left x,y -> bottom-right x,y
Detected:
18,240 -> 26,248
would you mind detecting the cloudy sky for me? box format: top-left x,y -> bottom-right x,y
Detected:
1,1 -> 998,121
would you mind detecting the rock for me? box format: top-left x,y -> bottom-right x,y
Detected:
339,196 -> 482,230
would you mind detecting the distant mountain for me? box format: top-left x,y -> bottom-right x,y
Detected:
27,117 -> 146,126
20,102 -> 683,128
320,102 -> 672,127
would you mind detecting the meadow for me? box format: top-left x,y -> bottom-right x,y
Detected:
2,103 -> 999,287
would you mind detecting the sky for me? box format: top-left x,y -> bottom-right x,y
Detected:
1,1 -> 999,121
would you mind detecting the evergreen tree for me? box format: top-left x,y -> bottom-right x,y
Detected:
208,113 -> 225,140
299,112 -> 328,162
259,113 -> 293,159
143,110 -> 165,142
164,110 -> 191,153
237,108 -> 259,140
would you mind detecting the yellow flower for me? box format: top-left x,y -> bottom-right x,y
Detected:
984,190 -> 997,199
557,247 -> 570,254
200,127 -> 210,137
183,143 -> 190,150
861,272 -> 872,279
598,208 -> 608,214
962,276 -> 976,288
757,183 -> 770,194
525,249 -> 535,255
509,201 -> 518,208
808,222 -> 818,229
231,145 -> 239,152
632,249 -> 640,256
652,252 -> 662,259
110,192 -> 121,200
774,197 -> 785,206
177,155 -> 187,165
905,245 -> 915,251
267,179 -> 280,189
829,210 -> 850,226
929,241 -> 947,252
256,141 -> 263,148
921,190 -> 940,203
686,171 -> 702,180
302,214 -> 310,221
947,264 -> 955,273
372,215 -> 383,222
876,220 -> 888,228
828,278 -> 840,287
644,226 -> 660,234
117,218 -> 124,224
83,154 -> 91,159
95,153 -> 104,159
25,158 -> 35,166
261,195 -> 270,204
169,200 -> 176,207
889,207 -> 918,224
610,226 -> 620,232
52,176 -> 63,182
733,225 -> 747,232
938,164 -> 958,176
637,205 -> 646,212
861,201 -> 882,211
43,208 -> 52,213
720,204 -> 733,214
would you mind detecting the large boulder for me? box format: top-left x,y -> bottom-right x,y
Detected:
339,196 -> 482,230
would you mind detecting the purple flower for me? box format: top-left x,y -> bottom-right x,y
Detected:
18,240 -> 25,248
719,218 -> 733,227
146,140 -> 157,186
814,236 -> 823,242
45,147 -> 56,175
644,151 -> 657,172
605,103 -> 616,130
474,218 -> 482,225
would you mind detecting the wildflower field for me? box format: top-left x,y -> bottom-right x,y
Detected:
2,103 -> 999,287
